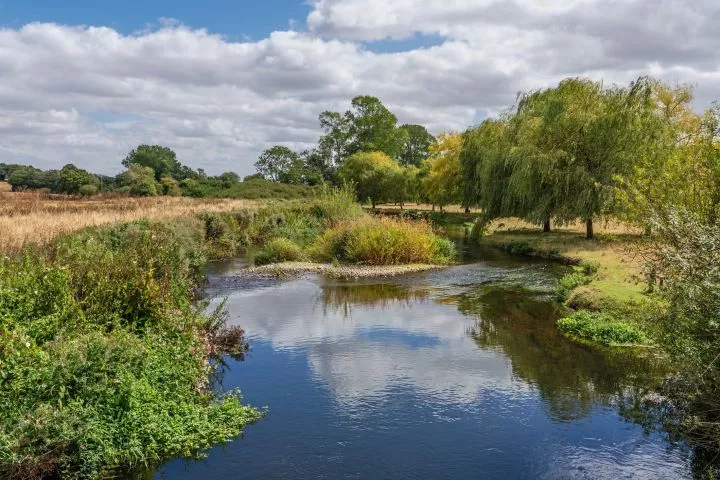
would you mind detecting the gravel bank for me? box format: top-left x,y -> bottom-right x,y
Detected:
239,261 -> 445,279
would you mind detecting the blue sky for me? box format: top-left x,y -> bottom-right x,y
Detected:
0,0 -> 310,40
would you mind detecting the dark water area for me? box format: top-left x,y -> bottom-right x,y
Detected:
154,238 -> 692,479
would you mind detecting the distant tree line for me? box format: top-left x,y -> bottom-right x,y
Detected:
0,145 -> 315,200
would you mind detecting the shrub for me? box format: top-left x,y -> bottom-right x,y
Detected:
556,272 -> 591,301
557,310 -> 648,346
311,185 -> 364,227
0,219 -> 261,478
78,184 -> 98,196
312,216 -> 456,265
254,238 -> 303,265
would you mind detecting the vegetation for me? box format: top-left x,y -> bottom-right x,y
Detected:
312,216 -> 456,265
0,192 -> 257,254
0,220 -> 262,478
557,311 -> 648,346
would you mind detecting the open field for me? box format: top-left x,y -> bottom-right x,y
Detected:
0,189 -> 258,253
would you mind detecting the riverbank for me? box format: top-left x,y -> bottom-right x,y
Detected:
473,219 -> 661,348
0,216 -> 266,478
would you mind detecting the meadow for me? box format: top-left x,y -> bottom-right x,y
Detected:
0,183 -> 257,253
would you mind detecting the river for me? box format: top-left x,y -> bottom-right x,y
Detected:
153,240 -> 692,479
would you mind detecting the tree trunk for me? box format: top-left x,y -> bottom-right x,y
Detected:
464,206 -> 470,214
543,219 -> 551,233
432,204 -> 436,212
586,218 -> 594,240
371,200 -> 376,210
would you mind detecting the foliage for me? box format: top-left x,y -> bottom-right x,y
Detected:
122,145 -> 192,181
254,238 -> 304,265
556,272 -> 592,302
255,146 -> 305,184
338,151 -> 403,208
57,164 -> 98,194
117,164 -> 159,196
344,96 -> 409,160
312,216 -> 456,265
460,77 -> 657,238
0,220 -> 261,478
421,132 -> 463,209
398,124 -> 434,167
557,310 -> 648,346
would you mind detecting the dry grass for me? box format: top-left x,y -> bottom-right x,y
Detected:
0,191 -> 259,253
0,181 -> 11,193
375,203 -> 475,213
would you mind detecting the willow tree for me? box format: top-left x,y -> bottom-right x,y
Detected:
513,77 -> 653,239
459,119 -> 514,222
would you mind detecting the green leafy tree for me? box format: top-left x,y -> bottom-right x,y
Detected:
255,146 -> 305,184
318,111 -> 351,167
338,151 -> 402,208
399,124 -> 435,167
57,164 -> 97,194
122,145 -> 188,181
345,96 -> 409,159
117,164 -> 158,196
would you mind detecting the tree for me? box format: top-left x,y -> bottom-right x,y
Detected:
399,124 -> 434,167
122,145 -> 186,181
117,164 -> 158,196
255,146 -> 304,184
421,133 -> 463,211
217,172 -> 240,188
345,96 -> 409,159
318,111 -> 351,167
459,119 -> 514,220
338,151 -> 402,208
57,164 -> 97,194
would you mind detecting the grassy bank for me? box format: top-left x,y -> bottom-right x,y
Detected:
476,219 -> 658,348
0,218 -> 263,478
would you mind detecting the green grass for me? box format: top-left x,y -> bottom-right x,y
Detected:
0,220 -> 262,478
557,310 -> 648,346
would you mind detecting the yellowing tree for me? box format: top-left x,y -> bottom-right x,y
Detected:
421,133 -> 463,211
339,151 -> 402,208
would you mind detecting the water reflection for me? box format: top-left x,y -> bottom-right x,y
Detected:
155,260 -> 691,479
457,285 -> 666,421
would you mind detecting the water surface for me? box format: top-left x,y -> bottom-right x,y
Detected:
155,247 -> 690,479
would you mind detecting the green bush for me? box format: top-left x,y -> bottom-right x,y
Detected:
0,220 -> 261,477
254,238 -> 303,266
556,272 -> 591,301
312,216 -> 456,265
557,310 -> 647,346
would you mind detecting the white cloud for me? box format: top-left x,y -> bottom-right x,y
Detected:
0,0 -> 719,174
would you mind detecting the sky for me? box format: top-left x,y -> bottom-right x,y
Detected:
0,0 -> 718,176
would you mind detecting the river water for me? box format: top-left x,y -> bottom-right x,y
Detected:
154,242 -> 692,479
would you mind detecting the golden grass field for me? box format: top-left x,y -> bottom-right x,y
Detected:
0,182 -> 258,253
